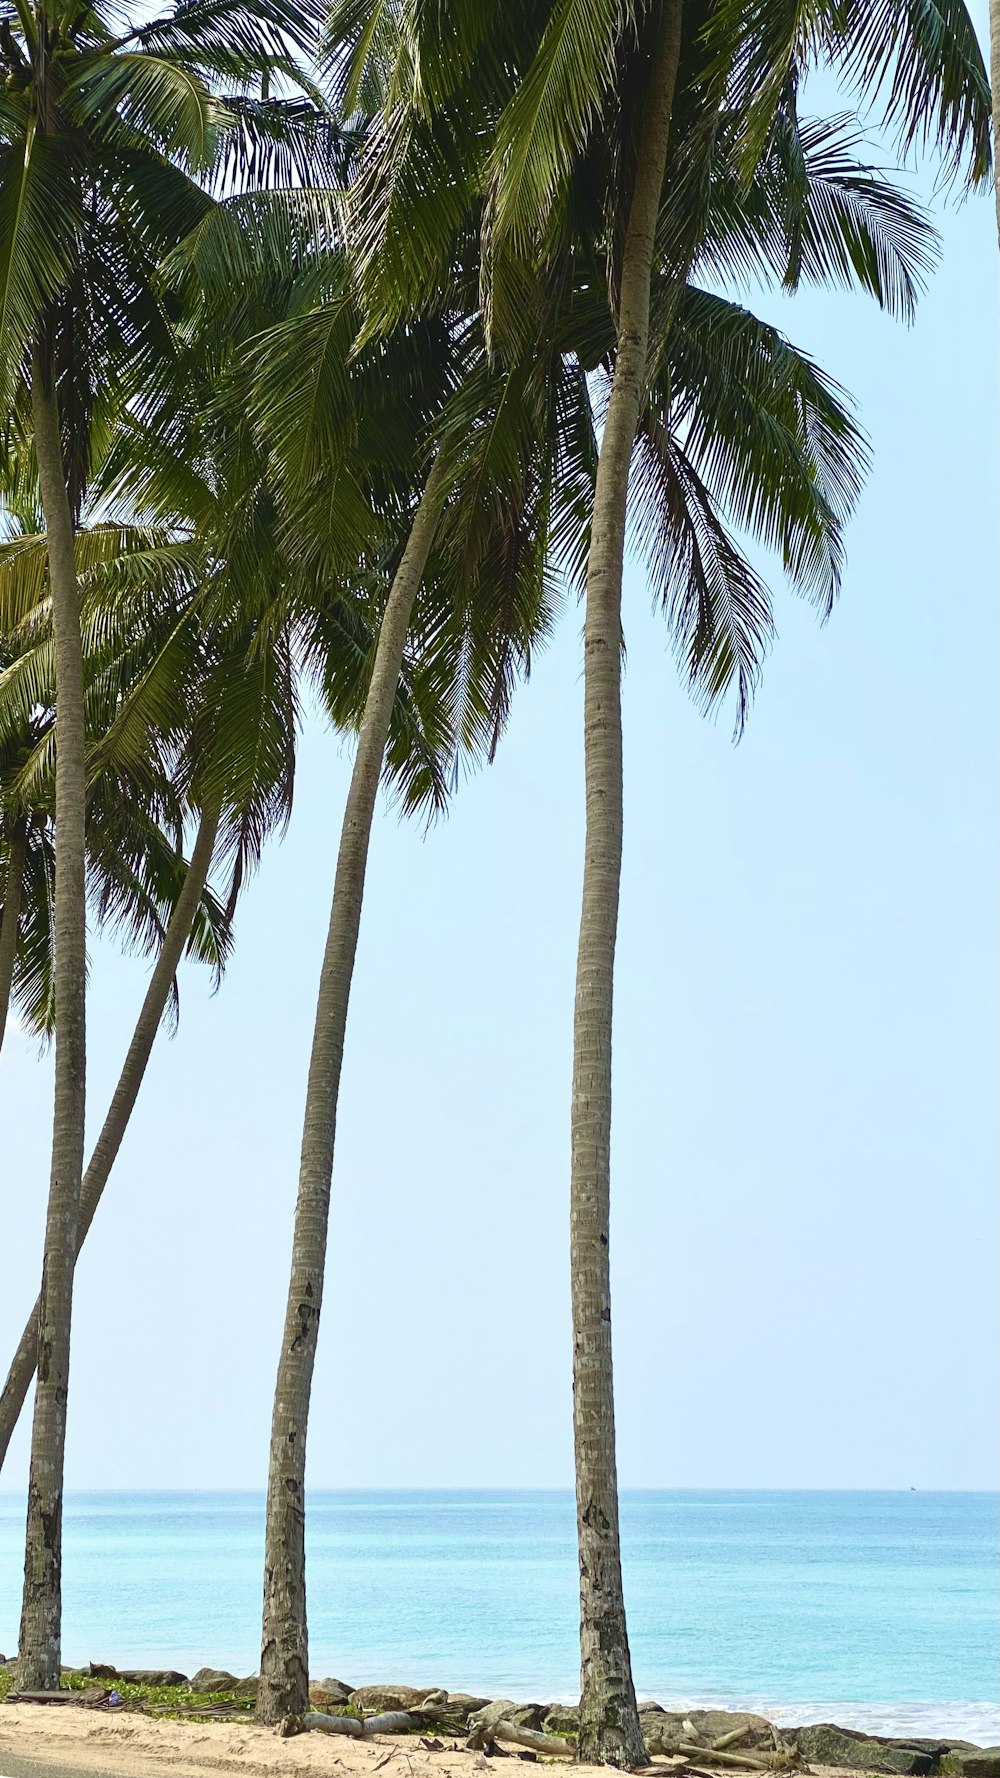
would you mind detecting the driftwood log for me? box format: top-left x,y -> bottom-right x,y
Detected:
304,1711 -> 426,1738
677,1745 -> 773,1770
290,1691 -> 468,1743
466,1700 -> 575,1757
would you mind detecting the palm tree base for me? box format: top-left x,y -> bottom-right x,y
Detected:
577,1704 -> 649,1771
578,1660 -> 649,1771
256,1625 -> 309,1727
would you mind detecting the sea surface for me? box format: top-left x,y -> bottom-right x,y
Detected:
0,1491 -> 997,1743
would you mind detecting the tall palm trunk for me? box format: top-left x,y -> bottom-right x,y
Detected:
256,454 -> 449,1728
17,352 -> 87,1691
570,6 -> 683,1767
0,803 -> 220,1476
0,823 -> 28,1052
982,0 -> 989,243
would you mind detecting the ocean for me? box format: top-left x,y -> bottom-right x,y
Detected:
0,1491 -> 996,1742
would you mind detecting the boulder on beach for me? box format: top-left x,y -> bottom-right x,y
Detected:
503,1704 -> 547,1731
88,1664 -> 118,1679
687,1712 -> 774,1744
189,1669 -> 255,1696
542,1706 -> 580,1737
637,1708 -> 772,1755
794,1724 -> 935,1774
940,1753 -> 1000,1778
117,1670 -> 189,1688
348,1685 -> 444,1714
309,1681 -> 353,1707
443,1694 -> 491,1722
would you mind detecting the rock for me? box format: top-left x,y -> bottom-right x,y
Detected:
189,1669 -> 253,1695
314,1678 -> 357,1706
940,1753 -> 1000,1778
505,1705 -> 547,1731
794,1724 -> 934,1773
542,1707 -> 580,1737
690,1712 -> 774,1747
636,1710 -> 775,1756
349,1685 -> 442,1715
88,1663 -> 118,1679
117,1670 -> 189,1688
638,1713 -> 687,1755
445,1695 -> 492,1723
310,1680 -> 354,1708
896,1745 -> 978,1759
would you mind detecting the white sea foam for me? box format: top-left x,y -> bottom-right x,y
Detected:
636,1696 -> 1000,1745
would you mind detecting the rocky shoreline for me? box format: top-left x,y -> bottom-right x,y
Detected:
2,1661 -> 995,1778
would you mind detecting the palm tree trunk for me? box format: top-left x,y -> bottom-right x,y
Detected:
17,351 -> 87,1691
570,6 -> 683,1767
982,0 -> 989,243
256,453 -> 449,1727
0,823 -> 28,1052
0,803 -> 221,1478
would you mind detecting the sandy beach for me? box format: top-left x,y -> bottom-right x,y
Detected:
0,1707 -> 703,1778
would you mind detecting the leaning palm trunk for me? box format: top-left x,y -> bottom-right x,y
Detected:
17,353 -> 88,1690
991,0 -> 1000,242
0,824 -> 28,1052
570,6 -> 684,1767
0,803 -> 221,1477
982,0 -> 989,243
256,454 -> 449,1727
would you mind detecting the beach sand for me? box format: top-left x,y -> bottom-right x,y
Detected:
0,1707 -> 851,1778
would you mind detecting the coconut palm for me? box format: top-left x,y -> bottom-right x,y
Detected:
0,540 -> 226,1472
326,0 -> 989,1760
0,0 -> 335,1682
244,46 -> 935,1718
0,183 -> 497,1510
489,8 -> 988,1760
231,245 -> 597,1725
992,11 -> 1000,241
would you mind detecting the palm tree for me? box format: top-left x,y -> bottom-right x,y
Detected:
992,9 -> 1000,241
0,521 -> 231,1470
332,0 -> 990,1760
0,0 -> 332,1683
151,100 -> 607,1718
487,6 -> 990,1760
0,820 -> 26,1045
0,671 -> 37,1050
238,244 -> 597,1724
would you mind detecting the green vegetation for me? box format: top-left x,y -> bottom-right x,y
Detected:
0,1668 -> 256,1716
0,0 -> 994,1763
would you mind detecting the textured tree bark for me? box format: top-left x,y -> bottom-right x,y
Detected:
570,5 -> 684,1767
255,455 -> 449,1727
0,823 -> 28,1052
982,0 -> 989,243
17,353 -> 87,1691
0,804 -> 221,1476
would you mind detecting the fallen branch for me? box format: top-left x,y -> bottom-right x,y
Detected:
304,1710 -> 455,1741
303,1713 -> 363,1738
5,1692 -> 80,1705
467,1702 -> 574,1759
678,1744 -> 772,1770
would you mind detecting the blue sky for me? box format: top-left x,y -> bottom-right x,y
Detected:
1,40 -> 997,1494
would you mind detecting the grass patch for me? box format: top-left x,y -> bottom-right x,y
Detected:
0,1668 -> 256,1720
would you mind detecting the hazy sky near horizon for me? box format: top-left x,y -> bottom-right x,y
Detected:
1,49 -> 997,1496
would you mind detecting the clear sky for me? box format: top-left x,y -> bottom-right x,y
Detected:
1,44 -> 997,1495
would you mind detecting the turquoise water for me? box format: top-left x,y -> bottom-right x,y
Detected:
0,1491 -> 996,1741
